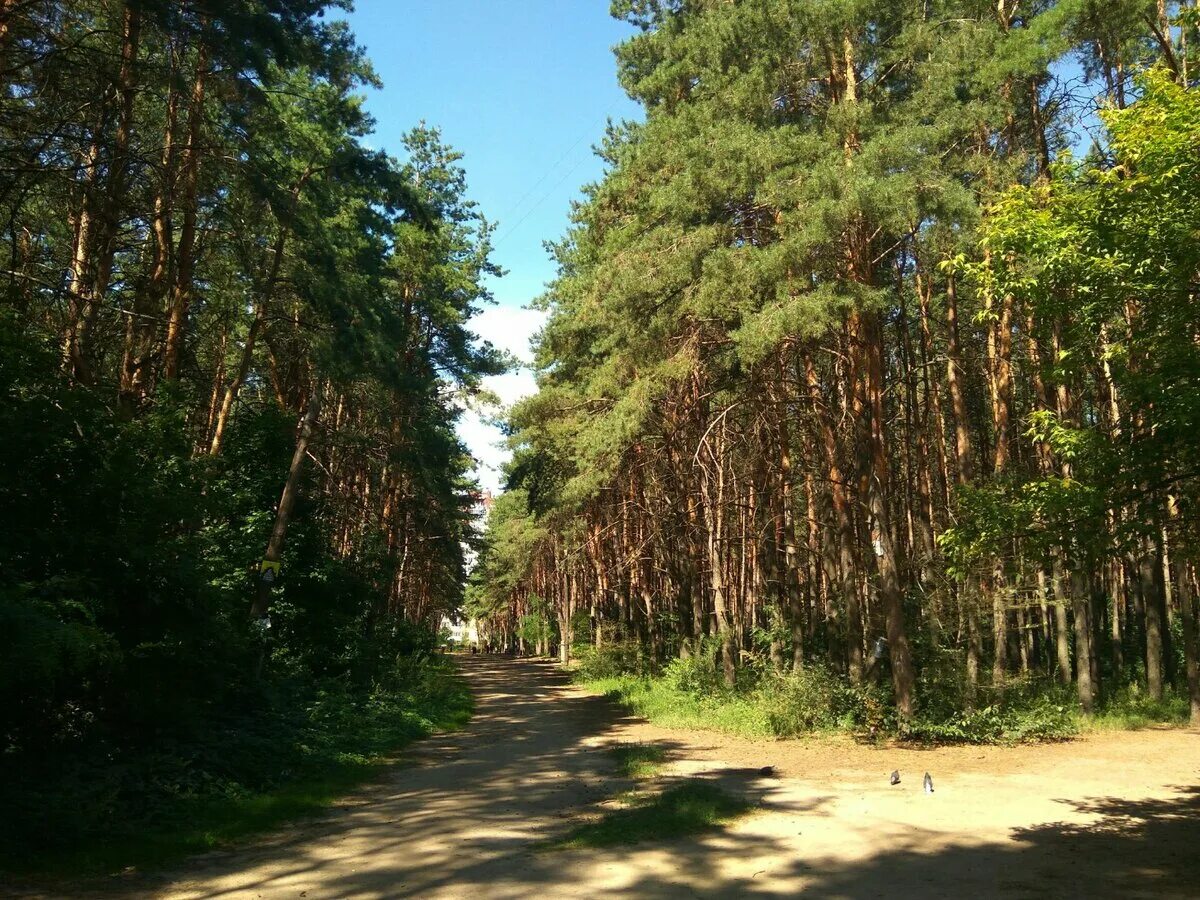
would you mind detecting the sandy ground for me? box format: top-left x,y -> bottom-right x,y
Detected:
13,655 -> 1200,899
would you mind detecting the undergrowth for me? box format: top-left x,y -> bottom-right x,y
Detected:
1080,686 -> 1191,731
0,656 -> 472,877
575,641 -> 1190,745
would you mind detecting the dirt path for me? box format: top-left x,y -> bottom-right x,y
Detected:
33,656 -> 1200,898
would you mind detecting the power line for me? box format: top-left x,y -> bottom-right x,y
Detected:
496,127 -> 593,225
494,151 -> 595,248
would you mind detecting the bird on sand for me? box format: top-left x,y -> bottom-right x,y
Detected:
889,770 -> 901,785
924,772 -> 934,793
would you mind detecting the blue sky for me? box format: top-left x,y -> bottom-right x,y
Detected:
342,1 -> 641,491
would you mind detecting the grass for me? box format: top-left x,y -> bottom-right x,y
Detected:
586,675 -> 777,739
1081,689 -> 1192,731
550,780 -> 753,849
1,659 -> 473,879
611,742 -> 668,779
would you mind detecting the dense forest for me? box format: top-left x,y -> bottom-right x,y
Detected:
0,0 -> 497,865
470,0 -> 1200,735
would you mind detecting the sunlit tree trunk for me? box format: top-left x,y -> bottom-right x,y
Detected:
944,269 -> 982,696
250,385 -> 321,621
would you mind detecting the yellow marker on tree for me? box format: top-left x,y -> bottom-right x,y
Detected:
259,559 -> 282,584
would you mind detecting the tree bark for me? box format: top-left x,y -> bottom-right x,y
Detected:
1072,561 -> 1096,714
944,270 -> 982,695
121,58 -> 179,409
862,312 -> 916,720
699,417 -> 736,688
1175,553 -> 1200,724
775,383 -> 804,669
250,386 -> 322,620
985,275 -> 1015,686
65,4 -> 140,383
1141,536 -> 1165,701
162,39 -> 208,381
209,223 -> 289,454
804,349 -> 862,680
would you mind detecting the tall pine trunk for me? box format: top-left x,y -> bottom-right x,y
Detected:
163,39 -> 209,381
862,312 -> 916,720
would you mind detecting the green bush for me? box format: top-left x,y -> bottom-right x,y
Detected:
662,647 -> 724,696
756,667 -> 869,735
575,639 -> 650,680
910,691 -> 1077,744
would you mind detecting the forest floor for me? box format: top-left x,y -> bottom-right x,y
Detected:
13,655 -> 1199,899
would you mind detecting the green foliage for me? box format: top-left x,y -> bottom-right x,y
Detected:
469,0 -> 1200,742
963,71 -> 1200,559
516,594 -> 553,649
548,780 -> 752,850
0,1 -> 502,875
909,651 -> 1078,743
938,474 -> 1105,573
0,327 -> 240,747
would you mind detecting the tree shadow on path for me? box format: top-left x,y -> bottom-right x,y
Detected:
772,784 -> 1200,899
18,656 -> 1197,899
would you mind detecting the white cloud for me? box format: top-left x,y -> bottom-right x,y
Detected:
472,304 -> 547,364
458,304 -> 547,494
458,410 -> 505,494
486,369 -> 536,407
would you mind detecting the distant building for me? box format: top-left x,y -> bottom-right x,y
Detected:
443,617 -> 478,646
